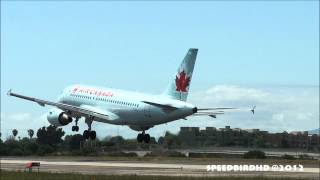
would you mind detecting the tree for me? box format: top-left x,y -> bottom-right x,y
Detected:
109,136 -> 124,144
64,134 -> 84,150
4,137 -> 22,155
12,129 -> 18,139
37,144 -> 54,156
27,129 -> 34,139
158,136 -> 165,145
36,125 -> 65,147
20,137 -> 38,155
69,134 -> 84,150
163,131 -> 181,148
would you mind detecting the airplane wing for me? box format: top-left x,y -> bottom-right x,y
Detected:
7,89 -> 110,120
191,106 -> 255,118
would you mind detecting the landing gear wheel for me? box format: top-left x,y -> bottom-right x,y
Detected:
72,126 -> 79,132
137,133 -> 143,143
72,118 -> 80,132
143,134 -> 150,143
83,116 -> 95,140
90,131 -> 96,140
83,130 -> 89,139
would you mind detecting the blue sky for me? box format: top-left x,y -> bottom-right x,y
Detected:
1,1 -> 319,139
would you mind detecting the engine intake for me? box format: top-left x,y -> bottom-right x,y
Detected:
58,112 -> 73,125
47,109 -> 73,127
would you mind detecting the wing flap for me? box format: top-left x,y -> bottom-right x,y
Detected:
80,105 -> 119,121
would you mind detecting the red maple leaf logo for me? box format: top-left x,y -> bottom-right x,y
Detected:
175,70 -> 190,92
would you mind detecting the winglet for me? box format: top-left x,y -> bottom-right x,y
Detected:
7,89 -> 12,96
251,105 -> 256,114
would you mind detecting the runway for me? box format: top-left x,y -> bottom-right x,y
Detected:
1,158 -> 319,179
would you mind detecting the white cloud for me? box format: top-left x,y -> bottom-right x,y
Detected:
297,112 -> 313,120
204,85 -> 269,102
188,85 -> 319,133
8,113 -> 32,121
272,113 -> 284,121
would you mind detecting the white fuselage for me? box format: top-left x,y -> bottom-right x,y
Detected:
58,84 -> 196,129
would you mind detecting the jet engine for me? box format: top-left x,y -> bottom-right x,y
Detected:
47,108 -> 73,126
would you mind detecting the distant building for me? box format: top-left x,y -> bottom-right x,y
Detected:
180,127 -> 199,135
178,126 -> 320,150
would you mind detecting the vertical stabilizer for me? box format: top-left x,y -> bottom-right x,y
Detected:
162,48 -> 198,101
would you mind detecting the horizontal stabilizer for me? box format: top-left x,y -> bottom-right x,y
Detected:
198,108 -> 237,111
191,106 -> 255,118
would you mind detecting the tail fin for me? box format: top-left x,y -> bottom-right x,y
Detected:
162,48 -> 198,101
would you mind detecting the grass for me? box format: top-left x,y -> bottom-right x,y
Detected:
0,170 -> 310,180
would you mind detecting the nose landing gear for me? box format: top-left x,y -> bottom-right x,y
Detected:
137,131 -> 150,143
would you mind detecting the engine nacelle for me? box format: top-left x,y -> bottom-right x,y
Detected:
47,108 -> 73,127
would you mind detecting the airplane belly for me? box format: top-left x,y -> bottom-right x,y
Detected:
114,105 -> 192,126
110,108 -> 145,125
112,105 -> 164,126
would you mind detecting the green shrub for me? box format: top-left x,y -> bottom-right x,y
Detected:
281,154 -> 296,160
107,151 -> 137,157
0,142 -> 8,155
11,148 -> 24,156
78,145 -> 98,156
243,150 -> 266,159
145,151 -> 185,158
24,141 -> 39,154
298,154 -> 313,160
37,144 -> 54,156
167,151 -> 186,157
189,152 -> 227,158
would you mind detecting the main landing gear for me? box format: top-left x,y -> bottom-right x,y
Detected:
137,131 -> 150,143
83,117 -> 96,140
71,118 -> 79,132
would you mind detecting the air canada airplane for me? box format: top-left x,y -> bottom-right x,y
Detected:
8,48 -> 254,143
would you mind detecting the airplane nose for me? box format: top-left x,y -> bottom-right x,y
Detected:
192,107 -> 198,113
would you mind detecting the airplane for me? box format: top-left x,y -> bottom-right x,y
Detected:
7,48 -> 255,143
